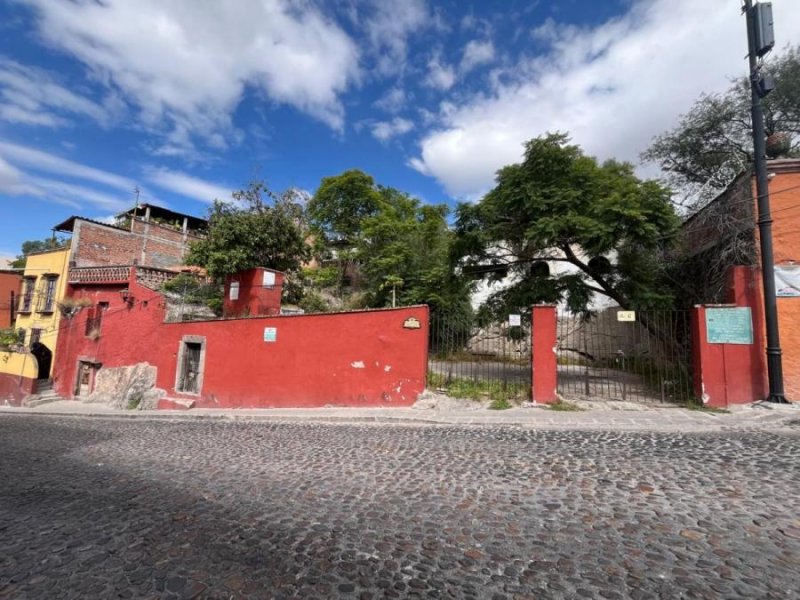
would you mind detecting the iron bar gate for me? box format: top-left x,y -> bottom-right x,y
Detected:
428,314 -> 531,402
556,309 -> 694,404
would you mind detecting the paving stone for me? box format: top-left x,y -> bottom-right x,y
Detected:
0,416 -> 798,599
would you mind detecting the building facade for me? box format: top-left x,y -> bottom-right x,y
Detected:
0,269 -> 22,329
684,158 -> 800,400
0,247 -> 70,403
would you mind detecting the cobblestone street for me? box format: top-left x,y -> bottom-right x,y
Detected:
1,415 -> 799,599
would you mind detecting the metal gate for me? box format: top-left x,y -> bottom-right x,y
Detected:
428,314 -> 531,402
556,309 -> 694,404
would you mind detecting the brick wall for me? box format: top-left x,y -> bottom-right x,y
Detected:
72,219 -> 197,268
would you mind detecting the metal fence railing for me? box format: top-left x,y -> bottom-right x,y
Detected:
428,315 -> 531,402
556,309 -> 694,404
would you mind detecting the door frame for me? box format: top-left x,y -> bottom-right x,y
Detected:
175,335 -> 206,395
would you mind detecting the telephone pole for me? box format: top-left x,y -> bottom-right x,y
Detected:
743,0 -> 787,403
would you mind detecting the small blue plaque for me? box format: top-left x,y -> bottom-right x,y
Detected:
705,307 -> 753,345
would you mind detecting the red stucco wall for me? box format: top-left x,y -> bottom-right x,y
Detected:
54,274 -> 429,408
692,266 -> 768,407
157,306 -> 428,408
0,373 -> 35,406
223,267 -> 284,318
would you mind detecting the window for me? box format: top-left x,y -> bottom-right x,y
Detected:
39,276 -> 58,313
20,278 -> 35,312
29,328 -> 42,346
85,302 -> 108,336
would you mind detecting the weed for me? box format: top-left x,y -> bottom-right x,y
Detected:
683,402 -> 729,414
427,371 -> 529,403
126,394 -> 142,410
489,398 -> 512,410
548,400 -> 584,412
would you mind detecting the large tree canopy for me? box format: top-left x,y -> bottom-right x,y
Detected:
187,181 -> 310,280
454,133 -> 679,315
307,169 -> 382,246
643,45 -> 800,209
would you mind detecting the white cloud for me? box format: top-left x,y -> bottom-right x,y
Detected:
362,0 -> 429,76
145,168 -> 232,203
0,156 -> 22,189
0,141 -> 139,212
370,118 -> 414,142
425,54 -> 456,91
22,0 -> 360,154
0,140 -> 136,191
412,0 -> 800,198
374,87 -> 408,113
0,57 -> 115,128
460,40 -> 495,73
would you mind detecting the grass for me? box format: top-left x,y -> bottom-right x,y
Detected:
488,398 -> 512,410
126,394 -> 142,410
548,400 -> 584,412
683,402 -> 730,414
428,370 -> 529,404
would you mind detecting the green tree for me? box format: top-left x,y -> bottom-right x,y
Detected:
10,237 -> 68,268
455,133 -> 679,316
307,169 -> 383,246
186,181 -> 310,280
643,45 -> 800,208
357,187 -> 472,319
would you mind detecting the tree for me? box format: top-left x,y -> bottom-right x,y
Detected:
307,169 -> 383,246
356,187 -> 471,317
643,45 -> 800,209
186,181 -> 310,280
454,133 -> 679,316
10,237 -> 68,268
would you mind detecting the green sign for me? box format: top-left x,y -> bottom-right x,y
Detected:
705,307 -> 753,345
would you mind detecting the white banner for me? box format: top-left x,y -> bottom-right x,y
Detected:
776,265 -> 800,298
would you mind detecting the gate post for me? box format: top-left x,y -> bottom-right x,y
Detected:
531,305 -> 558,404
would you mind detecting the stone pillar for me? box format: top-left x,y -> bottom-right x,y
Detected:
531,305 -> 558,404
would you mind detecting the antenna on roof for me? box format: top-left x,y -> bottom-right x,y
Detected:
131,186 -> 141,232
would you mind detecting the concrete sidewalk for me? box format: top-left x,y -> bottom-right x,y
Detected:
1,398 -> 798,433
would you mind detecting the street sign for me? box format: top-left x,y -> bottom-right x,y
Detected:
509,314 -> 521,327
617,311 -> 636,322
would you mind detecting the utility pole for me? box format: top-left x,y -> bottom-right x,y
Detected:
743,0 -> 787,403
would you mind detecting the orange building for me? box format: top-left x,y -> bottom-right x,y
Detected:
0,269 -> 22,329
685,157 -> 800,400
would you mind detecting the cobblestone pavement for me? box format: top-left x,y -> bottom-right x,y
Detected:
1,416 -> 799,599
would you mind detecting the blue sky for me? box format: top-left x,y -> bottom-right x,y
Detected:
1,0 -> 799,261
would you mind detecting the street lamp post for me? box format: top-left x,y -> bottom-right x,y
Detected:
743,0 -> 788,403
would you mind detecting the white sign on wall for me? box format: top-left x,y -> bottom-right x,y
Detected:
617,310 -> 636,322
776,264 -> 800,297
229,281 -> 239,300
263,327 -> 277,342
508,314 -> 522,327
263,271 -> 276,287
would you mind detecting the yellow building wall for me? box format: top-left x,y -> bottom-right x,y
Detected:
3,247 -> 70,380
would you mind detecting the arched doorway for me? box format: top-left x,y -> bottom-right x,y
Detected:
31,342 -> 52,380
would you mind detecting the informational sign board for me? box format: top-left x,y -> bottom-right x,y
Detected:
775,264 -> 800,297
706,307 -> 753,345
617,310 -> 636,322
508,314 -> 522,327
263,271 -> 276,287
263,327 -> 277,342
229,281 -> 239,300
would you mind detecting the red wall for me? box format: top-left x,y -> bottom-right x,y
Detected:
0,373 -> 35,406
691,266 -> 768,407
157,306 -> 428,408
54,274 -> 429,408
223,267 -> 284,318
0,271 -> 21,328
